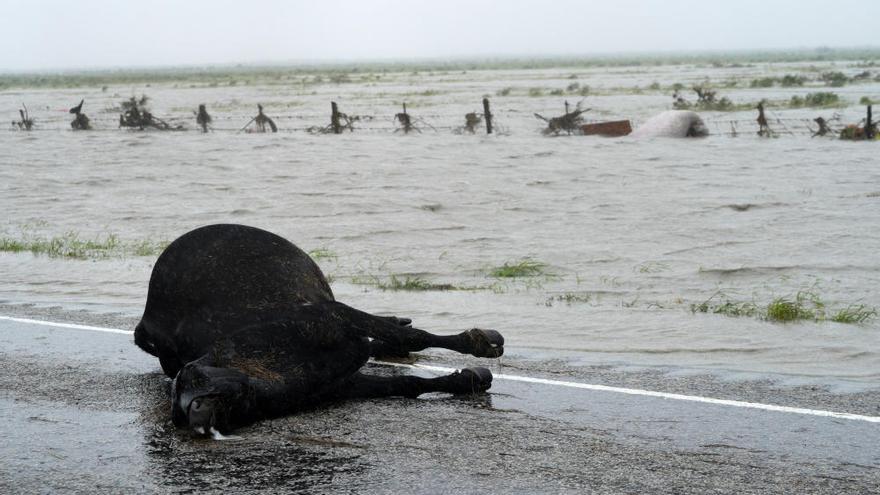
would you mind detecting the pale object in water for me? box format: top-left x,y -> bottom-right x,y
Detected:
631,111 -> 708,138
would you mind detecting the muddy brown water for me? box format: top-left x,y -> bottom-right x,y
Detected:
2,62 -> 879,391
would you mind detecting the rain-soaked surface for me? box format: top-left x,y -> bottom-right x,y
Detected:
3,61 -> 880,393
2,316 -> 879,494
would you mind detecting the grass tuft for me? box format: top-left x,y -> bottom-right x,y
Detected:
378,275 -> 456,292
692,289 -> 876,325
0,231 -> 167,259
765,296 -> 816,322
307,248 -> 337,260
544,292 -> 592,306
789,92 -> 841,108
830,305 -> 877,324
489,260 -> 548,278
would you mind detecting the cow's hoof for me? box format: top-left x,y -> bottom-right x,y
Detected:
465,328 -> 504,358
383,316 -> 413,327
456,367 -> 493,394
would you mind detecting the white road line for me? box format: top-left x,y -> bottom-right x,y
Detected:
379,362 -> 880,423
2,314 -> 879,424
0,315 -> 135,335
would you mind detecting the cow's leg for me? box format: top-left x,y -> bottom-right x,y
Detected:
331,302 -> 504,358
339,368 -> 493,399
369,325 -> 504,359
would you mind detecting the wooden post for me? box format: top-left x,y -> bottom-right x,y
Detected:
331,101 -> 341,134
482,97 -> 493,134
403,103 -> 409,134
564,101 -> 571,135
867,105 -> 874,140
756,102 -> 770,137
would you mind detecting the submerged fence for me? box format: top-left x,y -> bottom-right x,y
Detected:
7,98 -> 877,139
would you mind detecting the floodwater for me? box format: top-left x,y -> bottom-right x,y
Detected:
2,61 -> 880,391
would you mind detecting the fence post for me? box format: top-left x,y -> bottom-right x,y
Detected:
331,101 -> 341,134
867,105 -> 874,140
483,97 -> 493,134
402,103 -> 408,134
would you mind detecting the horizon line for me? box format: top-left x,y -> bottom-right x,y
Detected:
2,45 -> 879,76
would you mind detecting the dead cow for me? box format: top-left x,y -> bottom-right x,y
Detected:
134,224 -> 503,434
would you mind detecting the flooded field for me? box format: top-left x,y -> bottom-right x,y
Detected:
2,58 -> 880,391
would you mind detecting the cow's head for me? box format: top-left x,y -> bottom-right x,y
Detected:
171,360 -> 255,434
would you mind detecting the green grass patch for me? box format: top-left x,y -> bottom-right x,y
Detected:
489,260 -> 548,278
307,248 -> 337,260
830,305 -> 877,324
749,75 -> 807,88
350,273 -> 491,292
673,88 -> 754,112
821,71 -> 849,87
750,77 -> 777,88
377,275 -> 456,292
691,289 -> 876,325
131,239 -> 170,257
544,292 -> 593,306
780,74 -> 808,87
765,294 -> 819,322
789,92 -> 841,108
0,232 -> 167,259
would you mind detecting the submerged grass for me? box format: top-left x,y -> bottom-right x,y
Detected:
0,232 -> 167,259
830,305 -> 877,324
544,292 -> 593,306
307,248 -> 337,260
377,275 -> 456,292
691,289 -> 876,325
351,273 -> 492,292
788,92 -> 842,108
489,259 -> 549,278
765,294 -> 819,322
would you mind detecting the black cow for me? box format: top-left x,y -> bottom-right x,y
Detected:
134,224 -> 502,434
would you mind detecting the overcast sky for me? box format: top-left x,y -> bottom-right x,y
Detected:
2,0 -> 879,71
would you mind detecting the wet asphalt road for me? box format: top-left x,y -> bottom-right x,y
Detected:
1,312 -> 879,494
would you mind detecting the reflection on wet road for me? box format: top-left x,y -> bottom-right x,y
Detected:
2,317 -> 878,494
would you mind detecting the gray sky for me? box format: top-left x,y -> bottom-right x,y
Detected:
2,0 -> 879,71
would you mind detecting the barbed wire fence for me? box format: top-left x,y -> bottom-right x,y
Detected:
5,100 -> 870,138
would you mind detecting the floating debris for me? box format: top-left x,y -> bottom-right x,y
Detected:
456,99 -> 493,134
756,101 -> 774,137
69,99 -> 91,130
839,105 -> 877,141
195,104 -> 212,133
394,103 -> 417,133
811,116 -> 833,137
463,111 -> 482,133
308,101 -> 359,134
674,85 -> 735,111
535,100 -> 590,135
581,120 -> 632,137
119,95 -> 181,130
12,104 -> 34,130
240,104 -> 277,133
